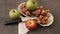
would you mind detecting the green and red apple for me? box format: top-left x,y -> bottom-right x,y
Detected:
25,19 -> 37,30
9,9 -> 20,19
26,0 -> 37,10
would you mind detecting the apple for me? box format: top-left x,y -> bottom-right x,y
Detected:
9,9 -> 20,19
26,0 -> 37,10
25,19 -> 37,30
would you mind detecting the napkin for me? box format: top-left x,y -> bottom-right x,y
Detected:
18,23 -> 29,34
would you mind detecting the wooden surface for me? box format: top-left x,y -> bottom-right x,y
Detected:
0,0 -> 60,34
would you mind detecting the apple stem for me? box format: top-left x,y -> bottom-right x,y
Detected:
13,11 -> 15,13
33,1 -> 35,4
30,22 -> 31,24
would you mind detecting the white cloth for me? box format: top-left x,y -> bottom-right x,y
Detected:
18,23 -> 29,34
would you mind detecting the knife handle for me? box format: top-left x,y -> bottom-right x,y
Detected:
5,18 -> 22,25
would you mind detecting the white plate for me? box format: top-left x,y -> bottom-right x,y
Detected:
18,2 -> 54,27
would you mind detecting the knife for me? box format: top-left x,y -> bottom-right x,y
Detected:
5,16 -> 37,25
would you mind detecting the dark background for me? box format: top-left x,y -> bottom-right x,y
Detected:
0,0 -> 60,34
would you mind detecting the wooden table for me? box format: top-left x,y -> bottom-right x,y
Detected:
0,0 -> 60,34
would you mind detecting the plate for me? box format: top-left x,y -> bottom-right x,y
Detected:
18,2 -> 54,27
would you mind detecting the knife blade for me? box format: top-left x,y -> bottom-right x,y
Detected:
20,13 -> 26,17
